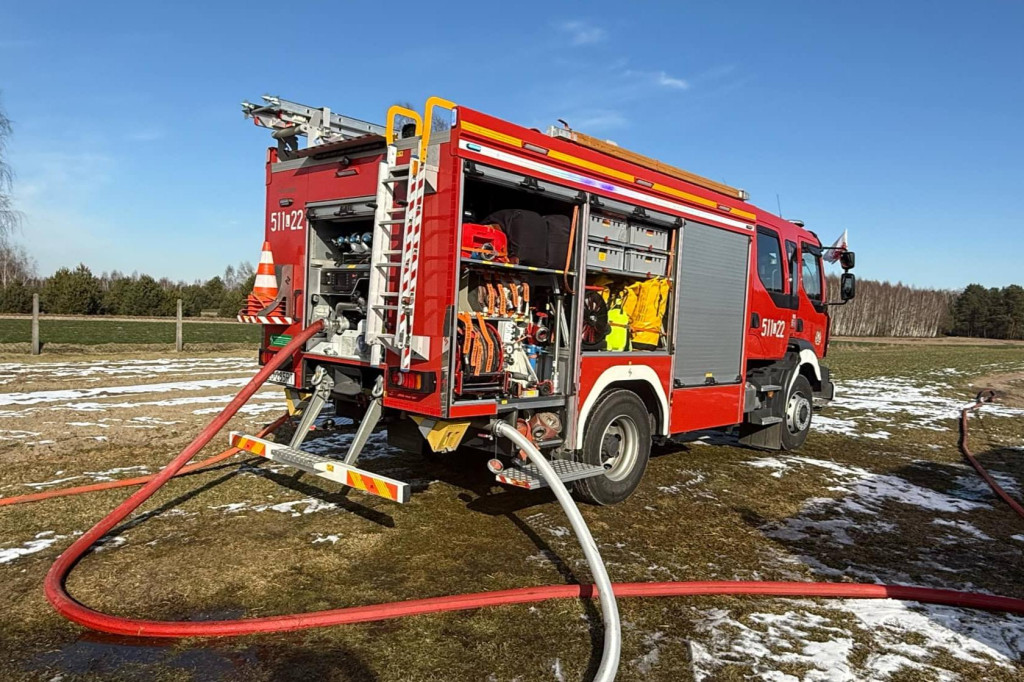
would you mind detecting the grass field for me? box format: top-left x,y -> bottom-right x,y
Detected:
0,317 -> 261,346
0,342 -> 1023,680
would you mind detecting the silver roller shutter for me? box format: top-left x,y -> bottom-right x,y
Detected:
673,220 -> 750,387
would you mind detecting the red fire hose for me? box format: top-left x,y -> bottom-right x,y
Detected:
29,327 -> 1024,641
0,414 -> 290,508
959,389 -> 1024,519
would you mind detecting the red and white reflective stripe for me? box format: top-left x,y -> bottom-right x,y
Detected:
397,158 -> 426,370
236,314 -> 295,325
495,473 -> 533,489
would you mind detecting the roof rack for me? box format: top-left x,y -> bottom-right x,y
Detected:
547,126 -> 748,201
242,95 -> 385,156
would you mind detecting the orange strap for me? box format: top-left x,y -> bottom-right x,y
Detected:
475,313 -> 495,372
564,204 -> 578,294
458,313 -> 472,356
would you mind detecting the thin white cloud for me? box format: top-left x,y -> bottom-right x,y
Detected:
624,68 -> 690,91
559,20 -> 607,46
655,71 -> 689,90
566,110 -> 628,133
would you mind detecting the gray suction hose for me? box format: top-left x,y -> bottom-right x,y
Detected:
491,421 -> 621,682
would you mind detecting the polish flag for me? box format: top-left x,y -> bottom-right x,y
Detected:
824,229 -> 848,263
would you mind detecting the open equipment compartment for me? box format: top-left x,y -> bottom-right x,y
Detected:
583,194 -> 677,353
451,165 -> 583,403
304,196 -> 377,361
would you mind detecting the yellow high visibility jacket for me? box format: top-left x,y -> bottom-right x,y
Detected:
621,277 -> 671,349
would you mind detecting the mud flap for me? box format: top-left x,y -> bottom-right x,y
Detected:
738,421 -> 783,450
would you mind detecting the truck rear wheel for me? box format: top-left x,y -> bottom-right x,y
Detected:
781,375 -> 813,450
573,390 -> 651,505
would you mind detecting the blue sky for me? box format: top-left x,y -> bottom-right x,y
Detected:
1,0 -> 1021,289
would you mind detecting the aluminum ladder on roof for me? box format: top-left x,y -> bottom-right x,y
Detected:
241,94 -> 384,152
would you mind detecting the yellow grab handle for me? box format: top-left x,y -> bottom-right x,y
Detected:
385,105 -> 423,144
420,96 -> 457,160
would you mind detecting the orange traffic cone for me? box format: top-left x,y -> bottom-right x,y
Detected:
245,242 -> 280,315
253,241 -> 278,300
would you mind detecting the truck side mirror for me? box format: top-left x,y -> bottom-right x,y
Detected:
840,272 -> 856,301
839,250 -> 855,270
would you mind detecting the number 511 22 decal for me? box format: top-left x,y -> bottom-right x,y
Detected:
269,210 -> 305,232
761,318 -> 786,338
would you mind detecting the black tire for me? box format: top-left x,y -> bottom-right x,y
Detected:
781,375 -> 813,450
573,390 -> 652,505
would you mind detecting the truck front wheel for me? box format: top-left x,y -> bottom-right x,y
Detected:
781,375 -> 813,450
573,390 -> 651,505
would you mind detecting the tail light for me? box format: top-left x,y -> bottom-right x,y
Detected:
388,369 -> 436,393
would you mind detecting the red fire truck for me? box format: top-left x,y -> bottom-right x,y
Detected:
232,95 -> 856,506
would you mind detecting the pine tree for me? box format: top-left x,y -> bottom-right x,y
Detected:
42,264 -> 101,314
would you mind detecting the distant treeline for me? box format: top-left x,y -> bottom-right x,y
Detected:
1,261 -> 1021,340
0,263 -> 256,317
826,277 -> 1024,339
825,276 -> 955,337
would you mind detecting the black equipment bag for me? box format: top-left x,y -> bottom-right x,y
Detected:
544,214 -> 572,270
483,209 -> 548,267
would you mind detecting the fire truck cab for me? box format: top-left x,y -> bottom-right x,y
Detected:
235,95 -> 855,506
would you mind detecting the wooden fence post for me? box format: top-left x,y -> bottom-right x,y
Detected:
31,294 -> 41,355
176,299 -> 183,352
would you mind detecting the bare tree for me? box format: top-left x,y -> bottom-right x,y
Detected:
0,238 -> 35,287
0,93 -> 19,238
827,276 -> 955,337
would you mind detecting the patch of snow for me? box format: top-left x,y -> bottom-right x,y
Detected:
549,658 -> 565,682
211,498 -> 338,516
0,429 -> 41,440
0,358 -> 257,396
210,502 -> 248,513
94,535 -> 128,552
192,401 -> 283,416
632,631 -> 668,675
312,534 -> 340,544
819,376 -> 1024,437
690,600 -> 1024,681
930,518 -> 992,541
840,599 -> 1024,673
0,377 -> 252,407
0,531 -> 67,564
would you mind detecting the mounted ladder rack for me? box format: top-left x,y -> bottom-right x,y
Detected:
241,95 -> 384,155
365,99 -> 455,369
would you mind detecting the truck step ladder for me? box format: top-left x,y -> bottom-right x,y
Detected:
366,108 -> 430,369
492,458 -> 608,491
229,432 -> 409,503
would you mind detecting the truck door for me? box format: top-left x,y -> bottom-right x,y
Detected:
747,226 -> 793,359
796,242 -> 827,356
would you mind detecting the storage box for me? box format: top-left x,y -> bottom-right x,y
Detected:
624,248 -> 669,277
587,242 -> 625,271
588,214 -> 629,243
629,223 -> 670,251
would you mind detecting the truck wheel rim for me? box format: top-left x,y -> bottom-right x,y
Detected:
601,416 -> 639,482
786,393 -> 811,434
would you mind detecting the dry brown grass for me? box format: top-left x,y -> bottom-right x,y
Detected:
0,346 -> 1023,680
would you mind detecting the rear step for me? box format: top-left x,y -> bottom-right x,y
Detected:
493,458 -> 607,491
229,432 -> 410,503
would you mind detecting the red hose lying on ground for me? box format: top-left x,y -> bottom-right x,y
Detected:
39,326 -> 1024,640
959,389 -> 1024,519
0,414 -> 290,508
